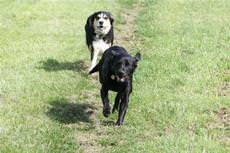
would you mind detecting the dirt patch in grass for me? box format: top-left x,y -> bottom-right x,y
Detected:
216,107 -> 230,127
216,108 -> 230,148
114,3 -> 144,50
218,82 -> 230,96
76,132 -> 102,153
207,107 -> 230,149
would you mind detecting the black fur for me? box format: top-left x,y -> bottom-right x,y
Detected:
85,11 -> 114,60
89,46 -> 141,126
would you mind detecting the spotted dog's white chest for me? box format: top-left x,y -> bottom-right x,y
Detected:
92,39 -> 110,54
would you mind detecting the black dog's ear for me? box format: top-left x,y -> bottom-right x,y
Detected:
134,52 -> 141,62
132,52 -> 141,72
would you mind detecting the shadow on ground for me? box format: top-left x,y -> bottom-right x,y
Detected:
38,58 -> 88,73
47,98 -> 97,124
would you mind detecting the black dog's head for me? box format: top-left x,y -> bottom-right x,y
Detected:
111,52 -> 141,82
89,46 -> 141,83
87,11 -> 114,35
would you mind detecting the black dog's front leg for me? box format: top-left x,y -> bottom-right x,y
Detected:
112,92 -> 121,113
100,85 -> 111,117
116,91 -> 131,126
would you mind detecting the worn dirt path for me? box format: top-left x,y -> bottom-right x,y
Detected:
76,4 -> 143,153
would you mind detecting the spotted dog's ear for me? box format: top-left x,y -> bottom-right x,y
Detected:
87,15 -> 93,27
107,12 -> 114,24
86,13 -> 96,28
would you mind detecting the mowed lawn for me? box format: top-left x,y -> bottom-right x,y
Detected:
0,0 -> 230,153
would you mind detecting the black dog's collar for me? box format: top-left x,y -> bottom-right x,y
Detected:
111,74 -> 128,82
111,74 -> 115,80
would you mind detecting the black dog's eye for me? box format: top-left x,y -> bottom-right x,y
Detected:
115,62 -> 122,68
125,61 -> 130,66
116,62 -> 122,67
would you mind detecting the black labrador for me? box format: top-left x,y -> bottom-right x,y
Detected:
89,46 -> 141,125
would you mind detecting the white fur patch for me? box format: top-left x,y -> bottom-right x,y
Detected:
92,39 -> 110,55
89,39 -> 110,71
111,75 -> 115,80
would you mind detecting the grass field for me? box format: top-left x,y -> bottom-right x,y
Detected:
0,0 -> 230,152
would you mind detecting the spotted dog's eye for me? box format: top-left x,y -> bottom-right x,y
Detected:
96,16 -> 100,20
104,16 -> 108,20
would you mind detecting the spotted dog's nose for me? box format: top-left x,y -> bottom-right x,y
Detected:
99,21 -> 103,25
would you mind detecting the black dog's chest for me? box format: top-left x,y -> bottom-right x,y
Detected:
107,78 -> 127,92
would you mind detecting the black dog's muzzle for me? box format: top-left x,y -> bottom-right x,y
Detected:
111,74 -> 128,82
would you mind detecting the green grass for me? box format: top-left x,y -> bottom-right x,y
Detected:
0,0 -> 230,152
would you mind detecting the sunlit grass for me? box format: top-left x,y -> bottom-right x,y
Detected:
0,0 -> 230,152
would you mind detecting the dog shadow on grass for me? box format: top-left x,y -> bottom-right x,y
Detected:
38,58 -> 88,75
47,98 -> 97,124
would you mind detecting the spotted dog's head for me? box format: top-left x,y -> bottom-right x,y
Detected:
89,11 -> 114,35
111,53 -> 141,82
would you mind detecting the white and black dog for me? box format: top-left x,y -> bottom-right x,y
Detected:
85,11 -> 114,71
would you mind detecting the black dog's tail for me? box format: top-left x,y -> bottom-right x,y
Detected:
89,63 -> 100,74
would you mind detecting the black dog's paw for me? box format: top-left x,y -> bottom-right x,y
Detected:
103,107 -> 111,118
115,120 -> 123,126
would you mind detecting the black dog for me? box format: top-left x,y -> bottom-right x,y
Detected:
89,46 -> 141,126
85,11 -> 114,71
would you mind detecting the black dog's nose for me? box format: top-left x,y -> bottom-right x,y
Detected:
118,71 -> 125,77
99,21 -> 103,25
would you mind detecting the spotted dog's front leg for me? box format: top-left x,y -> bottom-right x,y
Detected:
89,48 -> 99,72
